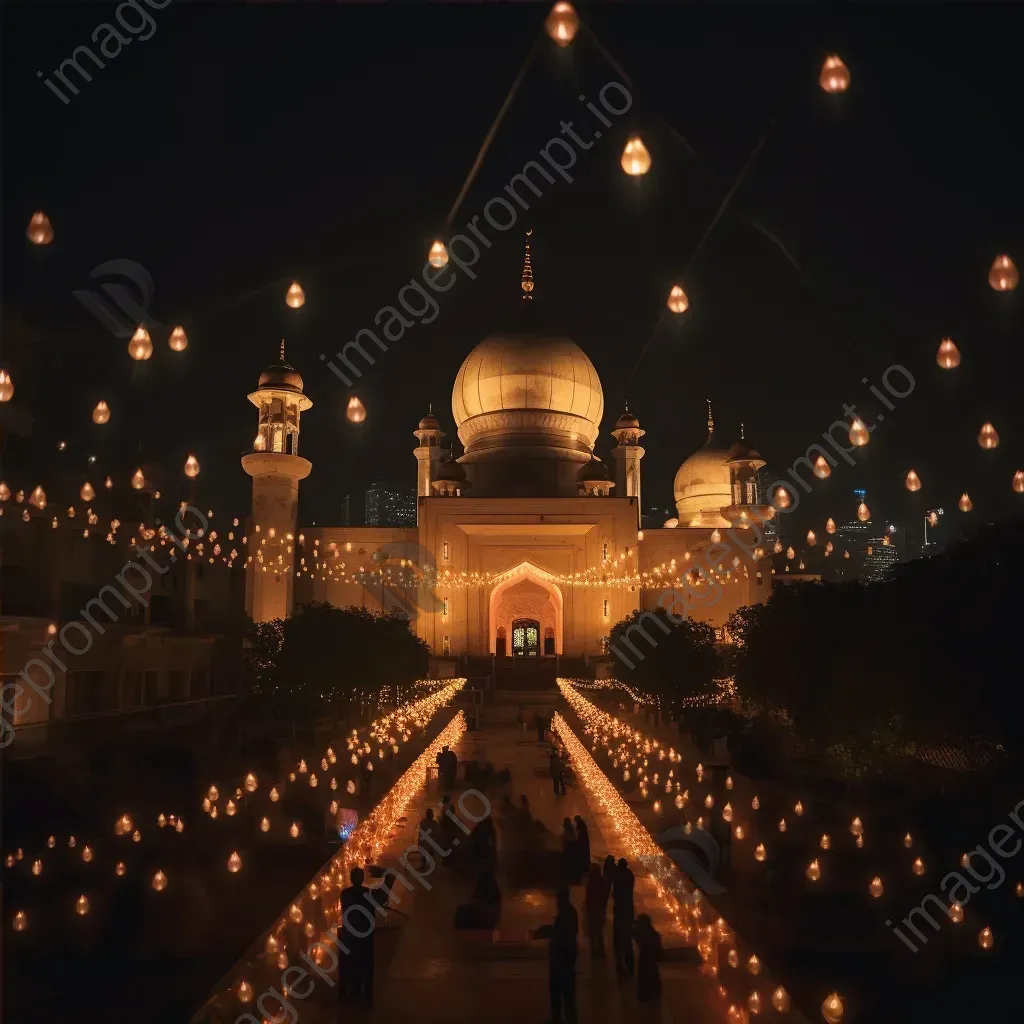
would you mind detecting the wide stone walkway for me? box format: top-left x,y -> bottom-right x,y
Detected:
280,711 -> 719,1024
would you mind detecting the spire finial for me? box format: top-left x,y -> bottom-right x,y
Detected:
280,338 -> 286,361
521,228 -> 535,300
624,398 -> 629,412
429,401 -> 433,416
706,398 -> 714,437
740,421 -> 745,440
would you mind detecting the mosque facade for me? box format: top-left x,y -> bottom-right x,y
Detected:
242,244 -> 775,663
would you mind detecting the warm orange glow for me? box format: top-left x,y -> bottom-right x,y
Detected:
1014,471 -> 1024,494
958,492 -> 973,512
151,870 -> 168,891
428,240 -> 449,268
169,326 -> 188,352
115,861 -> 126,876
771,987 -> 791,1012
903,832 -> 913,848
978,926 -> 994,949
347,396 -> 367,423
621,136 -> 651,176
822,992 -> 845,1023
29,485 -> 47,510
0,370 -> 14,403
286,281 -> 306,308
80,482 -> 95,502
869,876 -> 884,898
227,851 -> 243,873
128,326 -> 153,361
131,468 -> 146,490
988,254 -> 1019,292
667,284 -> 689,313
545,2 -> 579,46
27,211 -> 54,245
978,422 -> 999,449
936,337 -> 960,369
819,55 -> 850,93
184,454 -> 200,478
849,418 -> 869,447
950,903 -> 964,923
913,857 -> 925,876
825,517 -> 836,534
91,400 -> 111,425
905,469 -> 921,492
75,894 -> 90,916
806,530 -> 816,546
774,486 -> 791,510
857,501 -> 870,522
813,455 -> 831,479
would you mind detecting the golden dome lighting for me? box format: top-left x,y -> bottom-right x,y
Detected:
667,284 -> 689,313
427,240 -> 449,268
819,55 -> 850,94
168,326 -> 188,352
27,211 -> 54,245
80,482 -> 95,502
286,281 -> 306,308
822,992 -> 845,1023
0,370 -> 13,403
151,870 -> 168,892
857,501 -> 870,522
813,455 -> 831,479
184,454 -> 200,478
131,468 -> 146,490
905,469 -> 921,492
620,136 -> 651,176
91,400 -> 110,424
1013,471 -> 1024,493
346,396 -> 367,423
29,486 -> 47,510
227,851 -> 242,873
545,1 -> 579,46
869,876 -> 884,898
978,422 -> 999,449
988,254 -> 1019,292
959,492 -> 973,512
936,337 -> 960,369
978,926 -> 993,950
128,326 -> 153,361
848,418 -> 869,446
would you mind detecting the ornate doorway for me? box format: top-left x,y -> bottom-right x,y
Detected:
512,618 -> 540,657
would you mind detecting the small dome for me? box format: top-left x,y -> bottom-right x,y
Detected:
673,442 -> 731,523
615,408 -> 640,430
577,457 -> 611,483
726,439 -> 762,464
418,412 -> 441,431
434,457 -> 467,483
258,342 -> 304,393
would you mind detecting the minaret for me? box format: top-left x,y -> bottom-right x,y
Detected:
241,341 -> 312,622
721,423 -> 776,529
413,404 -> 445,507
610,401 -> 645,525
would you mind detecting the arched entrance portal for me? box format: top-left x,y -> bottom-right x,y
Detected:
488,563 -> 563,657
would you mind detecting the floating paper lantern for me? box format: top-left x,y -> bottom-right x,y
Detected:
1013,471 -> 1024,494
813,455 -> 831,479
184,454 -> 200,478
794,800 -> 804,816
47,836 -> 55,848
821,992 -> 844,1023
116,861 -> 126,876
286,281 -> 305,308
269,787 -> 279,802
260,817 -> 270,832
131,468 -> 146,491
427,240 -> 448,268
227,851 -> 242,873
168,326 -> 188,352
0,482 -> 8,502
1015,882 -> 1024,898
988,254 -> 1019,292
667,284 -> 689,313
244,772 -> 257,792
751,795 -> 760,810
978,422 -> 999,449
866,545 -> 873,557
857,502 -> 870,522
81,845 -> 93,863
774,486 -> 791,509
806,859 -> 821,881
75,894 -> 90,916
225,799 -> 236,816
32,859 -> 42,876
905,469 -> 921,492
289,822 -> 300,838
786,547 -> 795,560
80,482 -> 95,502
29,485 -> 47,510
820,833 -> 831,850
91,400 -> 112,426
849,418 -> 869,446
104,476 -> 113,490
978,926 -> 993,950
772,987 -> 791,1012
621,136 -> 651,177
347,396 -> 367,423
545,2 -> 579,46
778,818 -> 787,832
959,492 -> 973,512
0,370 -> 13,403
132,830 -> 141,842
912,857 -> 925,876
824,541 -> 834,556
903,832 -> 913,848
928,511 -> 938,527
936,337 -> 960,369
819,55 -> 850,94
747,991 -> 761,1015
710,528 -> 721,543
807,530 -> 816,546
12,910 -> 28,933
128,326 -> 153,361
754,842 -> 766,862
869,876 -> 883,898
950,903 -> 964,923
823,518 -> 835,535
27,211 -> 54,245
151,870 -> 168,891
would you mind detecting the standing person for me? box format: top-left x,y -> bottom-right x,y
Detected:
612,858 -> 636,976
418,807 -> 436,859
533,887 -> 578,1024
602,854 -> 617,888
535,711 -> 546,742
634,914 -> 663,1002
573,815 -> 591,875
339,867 -> 377,1005
550,748 -> 566,796
584,861 -> 611,958
359,756 -> 374,800
436,744 -> 456,791
516,705 -> 526,733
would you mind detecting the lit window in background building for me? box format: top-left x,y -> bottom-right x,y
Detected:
364,481 -> 416,527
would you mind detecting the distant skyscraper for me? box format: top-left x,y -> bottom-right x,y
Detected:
341,494 -> 355,526
365,481 -> 416,527
864,524 -> 900,581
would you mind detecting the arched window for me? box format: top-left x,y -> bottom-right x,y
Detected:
442,597 -> 449,618
602,542 -> 608,562
745,479 -> 756,504
441,635 -> 451,657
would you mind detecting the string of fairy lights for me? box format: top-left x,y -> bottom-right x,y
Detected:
4,679 -> 465,935
558,678 -> 1014,1021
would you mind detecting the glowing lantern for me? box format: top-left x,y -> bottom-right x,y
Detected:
704,793 -> 714,809
225,799 -> 237,816
958,492 -> 973,512
856,502 -> 870,522
545,1 -> 580,47
806,859 -> 821,882
988,254 -> 1019,292
794,800 -> 804,816
771,987 -> 791,1012
936,337 -> 960,369
346,779 -> 356,794
32,859 -> 42,876
903,832 -> 913,848
0,482 -> 8,501
905,469 -> 921,492
821,992 -> 844,1023
81,845 -> 93,863
27,211 -> 54,244
347,396 -> 367,423
244,772 -> 257,792
751,795 -> 760,810
722,802 -> 733,822
286,281 -> 305,308
909,856 -> 925,876
928,510 -> 938,527
289,822 -> 300,839
151,870 -> 168,892
227,851 -> 242,873
869,876 -> 883,898
778,818 -> 787,833
1016,882 -> 1023,898
819,55 -> 850,94
849,418 -> 869,446
820,833 -> 831,850
810,454 -> 832,480
978,926 -> 993,950
1013,471 -> 1024,493
426,240 -> 449,269
105,476 -> 113,489
866,545 -> 873,557
289,903 -> 303,923
978,422 -> 999,449
0,370 -> 14,403
620,136 -> 651,176
132,830 -> 141,842
825,541 -> 834,556
237,980 -> 254,1003
80,482 -> 95,502
131,468 -> 146,490
710,528 -> 721,543
747,991 -> 761,1015
806,530 -> 817,546
786,546 -> 795,560
950,903 -> 964,923
29,485 -> 47,510
667,284 -> 689,313
128,326 -> 153,361
184,454 -> 200,478
47,836 -> 55,848
75,895 -> 90,916
774,486 -> 791,509
169,326 -> 188,352
269,787 -> 279,802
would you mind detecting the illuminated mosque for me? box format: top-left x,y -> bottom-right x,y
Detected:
243,238 -> 775,666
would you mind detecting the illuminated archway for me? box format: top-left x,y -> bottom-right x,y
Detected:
488,562 -> 564,655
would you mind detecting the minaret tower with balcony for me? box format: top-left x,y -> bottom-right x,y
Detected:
242,341 -> 312,621
610,402 -> 645,525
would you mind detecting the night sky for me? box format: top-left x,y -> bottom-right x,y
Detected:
2,1 -> 1022,548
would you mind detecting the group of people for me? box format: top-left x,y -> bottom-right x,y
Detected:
559,814 -> 590,883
